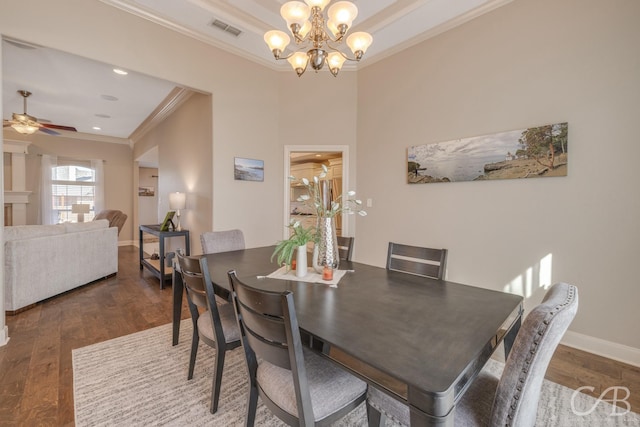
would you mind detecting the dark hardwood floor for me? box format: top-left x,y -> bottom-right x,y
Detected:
0,245 -> 638,426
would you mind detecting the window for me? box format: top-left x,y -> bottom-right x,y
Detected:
51,163 -> 97,223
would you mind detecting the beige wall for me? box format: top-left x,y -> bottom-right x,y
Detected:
137,167 -> 159,226
4,132 -> 133,239
134,93 -> 213,254
356,0 -> 640,357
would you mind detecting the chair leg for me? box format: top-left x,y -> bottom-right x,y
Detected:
367,401 -> 386,427
187,331 -> 199,380
245,383 -> 258,427
209,347 -> 226,414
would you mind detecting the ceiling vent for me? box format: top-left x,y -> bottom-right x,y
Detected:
210,19 -> 242,37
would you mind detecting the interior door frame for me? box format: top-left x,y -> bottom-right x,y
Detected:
283,145 -> 350,239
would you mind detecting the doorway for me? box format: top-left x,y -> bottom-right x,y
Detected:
283,145 -> 349,239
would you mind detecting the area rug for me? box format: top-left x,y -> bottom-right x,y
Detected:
73,321 -> 640,426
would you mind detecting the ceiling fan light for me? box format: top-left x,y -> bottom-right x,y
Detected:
280,1 -> 310,33
11,122 -> 39,134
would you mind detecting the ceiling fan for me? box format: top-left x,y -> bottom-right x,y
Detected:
3,90 -> 77,135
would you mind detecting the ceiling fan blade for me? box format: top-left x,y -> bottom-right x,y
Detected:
41,123 -> 77,132
38,126 -> 61,136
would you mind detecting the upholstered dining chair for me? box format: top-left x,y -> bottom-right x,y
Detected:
337,236 -> 355,261
200,229 -> 245,254
366,282 -> 579,427
386,242 -> 448,279
94,209 -> 127,235
227,270 -> 368,426
175,251 -> 241,414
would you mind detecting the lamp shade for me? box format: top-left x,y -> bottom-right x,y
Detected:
71,204 -> 90,214
169,192 -> 186,210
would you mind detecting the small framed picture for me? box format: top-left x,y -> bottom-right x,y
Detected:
160,211 -> 175,231
234,157 -> 264,182
138,186 -> 155,196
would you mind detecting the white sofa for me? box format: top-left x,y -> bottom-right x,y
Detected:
4,219 -> 118,313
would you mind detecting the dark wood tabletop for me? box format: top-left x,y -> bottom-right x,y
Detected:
172,246 -> 523,426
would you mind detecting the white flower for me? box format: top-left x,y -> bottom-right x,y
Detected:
347,190 -> 356,196
302,178 -> 309,185
358,211 -> 367,216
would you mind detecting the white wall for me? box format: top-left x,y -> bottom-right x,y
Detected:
356,0 -> 640,362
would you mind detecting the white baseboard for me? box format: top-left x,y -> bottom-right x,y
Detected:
562,331 -> 640,368
0,325 -> 9,347
118,240 -> 135,247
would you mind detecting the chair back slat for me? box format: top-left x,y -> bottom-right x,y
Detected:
229,272 -> 293,370
386,242 -> 448,279
178,255 -> 209,309
337,236 -> 354,261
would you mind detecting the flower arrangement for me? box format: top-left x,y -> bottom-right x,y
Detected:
271,219 -> 316,267
291,164 -> 367,219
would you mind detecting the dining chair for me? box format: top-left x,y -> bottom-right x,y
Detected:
227,270 -> 368,426
200,229 -> 245,254
337,236 -> 355,261
386,242 -> 447,279
366,282 -> 579,427
175,251 -> 242,414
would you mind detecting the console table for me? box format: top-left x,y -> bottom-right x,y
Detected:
139,224 -> 190,289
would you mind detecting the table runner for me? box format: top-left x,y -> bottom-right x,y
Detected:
266,266 -> 347,287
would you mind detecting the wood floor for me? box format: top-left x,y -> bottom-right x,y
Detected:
1,245 -> 638,426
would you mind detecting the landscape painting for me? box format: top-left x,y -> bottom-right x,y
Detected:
234,157 -> 264,182
408,122 -> 568,184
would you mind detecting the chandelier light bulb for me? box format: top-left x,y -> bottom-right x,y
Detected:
281,1 -> 310,32
287,52 -> 310,76
346,31 -> 373,58
327,1 -> 358,30
304,0 -> 331,11
327,52 -> 347,76
264,30 -> 291,56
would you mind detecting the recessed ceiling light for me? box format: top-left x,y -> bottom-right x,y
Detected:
101,94 -> 118,101
92,126 -> 102,131
113,68 -> 128,75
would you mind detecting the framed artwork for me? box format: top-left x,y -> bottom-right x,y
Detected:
160,211 -> 175,231
408,122 -> 568,184
138,186 -> 155,196
234,157 -> 264,182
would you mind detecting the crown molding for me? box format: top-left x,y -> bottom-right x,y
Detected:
129,87 -> 194,146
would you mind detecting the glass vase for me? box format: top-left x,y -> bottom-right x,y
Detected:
313,216 -> 339,273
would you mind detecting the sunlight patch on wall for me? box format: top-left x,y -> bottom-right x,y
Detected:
504,253 -> 553,298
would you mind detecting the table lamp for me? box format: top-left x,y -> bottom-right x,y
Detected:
72,203 -> 90,222
169,192 -> 186,231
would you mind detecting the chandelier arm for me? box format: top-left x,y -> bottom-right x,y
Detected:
323,45 -> 359,62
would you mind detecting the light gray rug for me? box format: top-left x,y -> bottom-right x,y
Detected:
73,321 -> 640,426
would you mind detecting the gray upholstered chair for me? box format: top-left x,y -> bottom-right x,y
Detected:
228,270 -> 367,426
175,251 -> 241,414
337,236 -> 355,261
386,242 -> 447,279
200,229 -> 245,254
366,282 -> 579,427
94,209 -> 127,235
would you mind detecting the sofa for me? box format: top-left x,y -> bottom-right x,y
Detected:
4,219 -> 118,313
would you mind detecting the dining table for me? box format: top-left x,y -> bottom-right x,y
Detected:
171,245 -> 523,426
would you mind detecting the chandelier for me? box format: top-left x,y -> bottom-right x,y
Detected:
264,0 -> 372,77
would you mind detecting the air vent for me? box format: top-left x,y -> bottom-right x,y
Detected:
210,19 -> 242,37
